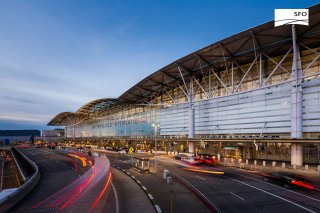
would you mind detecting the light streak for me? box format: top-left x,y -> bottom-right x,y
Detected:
89,172 -> 112,211
68,154 -> 87,167
291,180 -> 315,190
60,173 -> 95,210
184,168 -> 224,174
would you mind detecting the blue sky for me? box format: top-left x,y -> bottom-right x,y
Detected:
0,0 -> 318,130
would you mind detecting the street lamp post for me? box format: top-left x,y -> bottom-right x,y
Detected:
152,124 -> 160,173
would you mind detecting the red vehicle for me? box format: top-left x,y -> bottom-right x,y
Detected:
197,156 -> 219,166
48,143 -> 56,149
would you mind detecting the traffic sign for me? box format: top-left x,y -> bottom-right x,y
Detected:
129,147 -> 134,154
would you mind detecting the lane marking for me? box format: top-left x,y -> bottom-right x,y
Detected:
155,204 -> 162,213
196,176 -> 206,180
223,169 -> 320,203
136,180 -> 141,184
225,175 -> 316,213
131,175 -> 136,179
142,186 -> 147,191
111,181 -> 119,213
148,194 -> 154,200
230,192 -> 246,201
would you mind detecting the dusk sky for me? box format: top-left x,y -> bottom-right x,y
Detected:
0,0 -> 318,130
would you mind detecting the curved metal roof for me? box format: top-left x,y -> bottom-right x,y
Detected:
76,98 -> 119,115
49,4 -> 320,126
119,4 -> 320,103
47,112 -> 87,126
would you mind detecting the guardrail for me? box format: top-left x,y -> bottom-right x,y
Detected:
0,147 -> 40,212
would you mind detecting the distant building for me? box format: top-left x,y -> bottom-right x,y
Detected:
41,129 -> 64,138
0,130 -> 40,145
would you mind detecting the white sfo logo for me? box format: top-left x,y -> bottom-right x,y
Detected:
275,9 -> 309,27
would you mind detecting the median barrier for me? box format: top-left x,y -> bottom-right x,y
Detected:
172,172 -> 219,213
0,147 -> 40,212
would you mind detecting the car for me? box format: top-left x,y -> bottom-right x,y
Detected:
118,149 -> 126,154
182,157 -> 202,165
137,149 -> 149,153
173,154 -> 188,160
200,157 -> 215,166
48,143 -> 56,149
262,172 -> 315,190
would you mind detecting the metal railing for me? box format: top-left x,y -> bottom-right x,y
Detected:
0,147 -> 40,212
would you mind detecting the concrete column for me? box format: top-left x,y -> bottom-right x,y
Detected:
188,141 -> 195,153
291,25 -> 303,139
188,78 -> 195,138
291,143 -> 303,166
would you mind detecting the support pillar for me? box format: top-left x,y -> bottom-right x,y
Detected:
291,25 -> 303,139
188,141 -> 195,153
291,143 -> 303,166
188,78 -> 195,138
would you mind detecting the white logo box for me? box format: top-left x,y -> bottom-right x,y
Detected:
274,9 -> 309,27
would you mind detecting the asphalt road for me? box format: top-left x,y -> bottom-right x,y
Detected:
105,167 -> 155,213
99,151 -> 211,213
8,147 -> 155,213
8,147 -> 90,213
157,156 -> 320,213
95,150 -> 320,213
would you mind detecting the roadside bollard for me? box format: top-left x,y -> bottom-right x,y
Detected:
263,161 -> 266,167
305,164 -> 309,171
246,159 -> 249,165
318,165 -> 320,174
282,162 -> 285,168
272,161 -> 276,167
254,160 -> 257,165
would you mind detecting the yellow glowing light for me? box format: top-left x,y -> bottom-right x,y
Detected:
68,154 -> 87,167
184,168 -> 224,174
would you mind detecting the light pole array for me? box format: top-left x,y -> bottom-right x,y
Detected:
152,123 -> 160,173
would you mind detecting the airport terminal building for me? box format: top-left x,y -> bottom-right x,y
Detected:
49,5 -> 320,166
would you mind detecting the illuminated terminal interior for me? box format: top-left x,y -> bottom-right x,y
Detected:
49,5 -> 320,166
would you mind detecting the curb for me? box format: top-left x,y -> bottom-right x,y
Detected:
111,165 -> 162,213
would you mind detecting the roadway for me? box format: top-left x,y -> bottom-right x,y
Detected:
96,150 -> 320,213
8,147 -> 156,213
8,147 -> 91,212
0,150 -> 23,190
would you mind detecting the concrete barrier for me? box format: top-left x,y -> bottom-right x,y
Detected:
0,147 -> 40,212
172,172 -> 220,212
